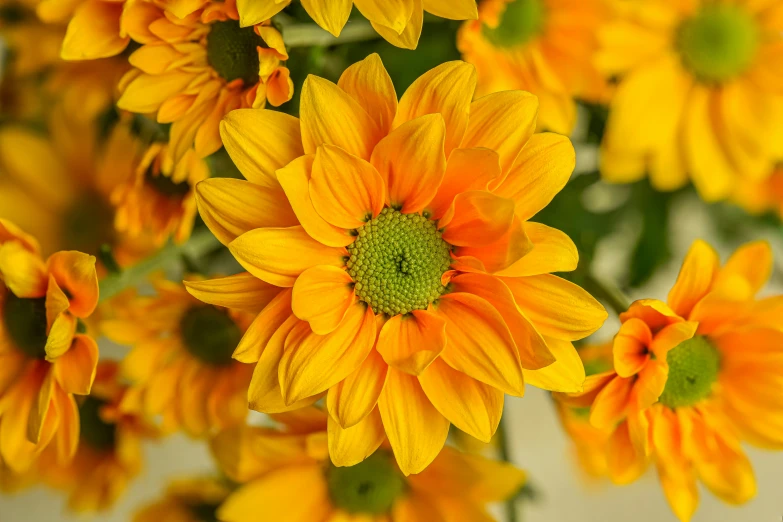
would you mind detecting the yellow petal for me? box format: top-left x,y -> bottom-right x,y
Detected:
220,109 -> 304,189
437,292 -> 524,396
236,0 -> 290,27
337,53 -> 398,135
234,289 -> 292,363
61,0 -> 128,60
666,239 -> 719,318
53,335 -> 97,395
370,0 -> 423,50
426,148 -> 502,219
327,349 -> 387,429
523,337 -> 585,393
440,191 -> 515,247
117,71 -> 198,113
195,178 -> 297,246
376,308 -> 446,375
455,215 -> 532,274
713,240 -> 772,298
300,75 -> 382,160
493,133 -> 575,220
28,369 -> 53,444
292,265 -> 356,335
279,303 -> 376,404
46,251 -> 98,318
301,0 -> 352,37
422,0 -> 477,19
310,144 -> 386,230
496,222 -> 578,277
44,313 -> 75,361
355,0 -> 414,34
607,421 -> 648,485
184,273 -> 282,314
378,368 -> 449,475
229,226 -> 346,287
0,241 -> 47,298
328,407 -> 385,467
419,358 -> 502,443
394,61 -> 476,155
370,114 -> 447,213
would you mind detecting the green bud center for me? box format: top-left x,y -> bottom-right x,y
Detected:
483,0 -> 547,49
676,4 -> 759,83
146,168 -> 191,198
206,20 -> 265,85
79,396 -> 117,451
180,306 -> 241,366
63,192 -> 115,257
327,452 -> 406,515
658,336 -> 720,409
346,208 -> 451,316
3,292 -> 48,359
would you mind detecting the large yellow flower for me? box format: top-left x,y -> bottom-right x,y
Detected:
210,408 -> 526,521
598,0 -> 783,201
0,219 -> 99,472
190,54 -> 607,475
103,275 -> 255,437
458,0 -> 609,134
38,361 -> 157,512
238,0 -> 478,49
133,477 -> 232,522
117,0 -> 293,164
560,240 -> 783,521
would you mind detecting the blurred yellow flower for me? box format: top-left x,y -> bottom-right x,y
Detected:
211,408 -> 525,521
191,53 -> 606,475
599,0 -> 783,201
458,0 -> 610,134
102,275 -> 256,437
0,219 -> 99,473
238,0 -> 478,49
561,240 -> 783,521
733,165 -> 783,220
133,477 -> 231,522
117,0 -> 293,164
38,361 -> 158,512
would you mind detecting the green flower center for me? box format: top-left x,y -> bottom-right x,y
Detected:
676,4 -> 760,83
482,0 -> 547,49
146,168 -> 191,199
3,292 -> 48,359
63,192 -> 115,257
658,336 -> 721,409
346,208 -> 452,316
79,396 -> 117,451
206,20 -> 265,85
180,306 -> 241,366
188,503 -> 221,522
327,452 -> 406,515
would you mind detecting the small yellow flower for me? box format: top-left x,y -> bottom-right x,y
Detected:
210,408 -> 525,521
560,240 -> 783,522
458,0 -> 610,134
102,275 -> 256,437
37,361 -> 158,512
599,0 -> 783,201
238,0 -> 478,49
117,0 -> 293,164
191,54 -> 607,475
0,219 -> 100,473
132,477 -> 232,522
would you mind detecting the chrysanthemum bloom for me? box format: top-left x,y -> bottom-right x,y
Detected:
37,361 -> 157,512
238,0 -> 478,49
560,240 -> 783,521
457,0 -> 609,134
0,219 -> 99,472
211,408 -> 526,521
117,0 -> 293,164
191,54 -> 607,474
111,141 -> 210,246
733,165 -> 783,220
598,0 -> 783,201
102,275 -> 255,437
133,477 -> 231,522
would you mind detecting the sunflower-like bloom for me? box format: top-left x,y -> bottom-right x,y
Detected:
190,54 -> 607,474
102,275 -> 255,437
133,477 -> 231,522
458,0 -> 609,134
598,0 -> 783,201
117,0 -> 293,164
560,240 -> 783,522
239,0 -> 478,49
210,408 -> 525,521
0,219 -> 99,472
37,361 -> 157,512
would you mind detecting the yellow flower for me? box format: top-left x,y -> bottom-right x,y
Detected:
458,0 -> 610,134
116,0 -> 293,164
133,477 -> 232,522
598,0 -> 783,201
191,54 -> 607,475
38,361 -> 158,512
733,165 -> 783,220
102,275 -> 256,437
211,408 -> 525,521
238,0 -> 478,49
560,240 -> 783,522
0,219 -> 99,473
36,0 -> 128,60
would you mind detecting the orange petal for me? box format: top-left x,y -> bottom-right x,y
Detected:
634,359 -> 668,409
376,308 -> 446,375
61,0 -> 128,60
327,349 -> 387,429
53,335 -> 98,396
607,420 -> 648,485
291,265 -> 355,335
327,407 -> 385,467
650,321 -> 698,359
233,289 -> 292,364
426,148 -> 502,219
613,318 -> 653,378
337,53 -> 397,135
455,215 -> 532,274
440,191 -> 515,247
667,240 -> 720,318
46,251 -> 98,318
619,299 -> 681,332
184,273 -> 282,314
590,374 -> 632,430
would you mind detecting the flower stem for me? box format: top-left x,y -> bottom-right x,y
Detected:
282,21 -> 380,48
497,416 -> 520,522
98,229 -> 220,303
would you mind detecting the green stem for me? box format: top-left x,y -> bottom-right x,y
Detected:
583,272 -> 631,316
98,229 -> 220,302
497,416 -> 519,522
283,21 -> 380,48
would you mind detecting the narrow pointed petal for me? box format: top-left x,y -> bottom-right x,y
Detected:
376,308 -> 446,375
233,289 -> 292,363
301,0 -> 352,37
328,408 -> 385,467
667,240 -> 719,318
184,273 -> 282,314
369,0 -> 422,50
523,337 -> 586,393
53,335 -> 98,395
496,222 -> 578,277
338,53 -> 398,135
327,349 -> 387,429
